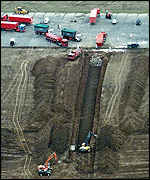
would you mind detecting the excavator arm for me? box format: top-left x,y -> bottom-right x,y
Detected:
44,152 -> 58,168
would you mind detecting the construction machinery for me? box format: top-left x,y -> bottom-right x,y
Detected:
14,7 -> 29,14
37,152 -> 58,176
1,21 -> 26,32
45,32 -> 68,47
67,47 -> 82,60
61,28 -> 82,42
34,24 -> 49,35
78,131 -> 97,153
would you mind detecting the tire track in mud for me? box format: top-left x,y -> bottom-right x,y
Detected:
103,53 -> 129,126
11,60 -> 33,178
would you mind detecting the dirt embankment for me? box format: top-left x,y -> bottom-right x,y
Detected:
1,48 -> 149,179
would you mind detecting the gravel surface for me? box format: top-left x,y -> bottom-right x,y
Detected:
1,13 -> 149,48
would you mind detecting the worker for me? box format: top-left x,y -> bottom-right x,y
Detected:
10,38 -> 15,47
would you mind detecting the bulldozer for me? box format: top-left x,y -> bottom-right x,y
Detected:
14,7 -> 29,15
37,152 -> 58,176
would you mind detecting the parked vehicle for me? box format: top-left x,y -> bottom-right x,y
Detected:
127,42 -> 139,48
1,21 -> 26,32
1,14 -> 8,21
96,32 -> 107,48
61,28 -> 81,42
111,18 -> 118,24
34,24 -> 49,35
45,32 -> 68,47
106,10 -> 112,19
38,152 -> 58,176
89,8 -> 100,24
67,47 -> 82,60
136,18 -> 142,25
8,15 -> 33,25
89,9 -> 97,24
14,7 -> 29,14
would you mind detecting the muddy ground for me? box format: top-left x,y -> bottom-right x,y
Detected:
1,47 -> 149,179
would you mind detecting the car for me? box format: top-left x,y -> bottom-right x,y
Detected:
127,42 -> 139,48
112,18 -> 118,24
136,18 -> 142,25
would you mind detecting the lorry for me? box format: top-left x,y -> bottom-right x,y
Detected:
89,8 -> 100,24
96,32 -> 107,48
67,47 -> 82,60
1,21 -> 26,32
14,7 -> 29,14
45,32 -> 68,47
34,24 -> 49,35
37,152 -> 58,176
61,28 -> 81,42
8,15 -> 33,24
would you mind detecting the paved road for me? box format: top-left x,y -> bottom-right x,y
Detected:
1,13 -> 149,48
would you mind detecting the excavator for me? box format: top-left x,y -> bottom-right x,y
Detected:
37,152 -> 58,176
78,131 -> 97,153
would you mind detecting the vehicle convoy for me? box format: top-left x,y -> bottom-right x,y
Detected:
37,152 -> 58,176
34,24 -> 49,35
61,28 -> 81,42
14,7 -> 29,14
1,21 -> 26,32
1,14 -> 33,24
67,47 -> 82,60
96,32 -> 107,48
78,131 -> 97,153
45,32 -> 68,47
89,8 -> 100,24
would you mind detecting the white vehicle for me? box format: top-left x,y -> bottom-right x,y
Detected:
44,17 -> 49,24
112,18 -> 118,24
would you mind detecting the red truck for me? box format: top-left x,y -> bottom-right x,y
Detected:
89,8 -> 100,24
89,9 -> 97,24
45,32 -> 68,47
1,21 -> 26,32
67,47 -> 82,60
96,32 -> 107,48
4,14 -> 33,24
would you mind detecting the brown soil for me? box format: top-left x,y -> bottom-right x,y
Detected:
1,48 -> 149,179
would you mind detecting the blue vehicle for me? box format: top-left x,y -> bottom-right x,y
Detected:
34,24 -> 49,35
127,42 -> 139,48
136,18 -> 142,25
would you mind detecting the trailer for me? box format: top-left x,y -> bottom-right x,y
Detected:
34,24 -> 49,35
1,21 -> 26,32
96,32 -> 107,48
8,15 -> 33,24
45,32 -> 68,47
61,28 -> 81,42
89,9 -> 97,24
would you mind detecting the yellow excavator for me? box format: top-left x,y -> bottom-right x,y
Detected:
14,7 -> 29,15
37,152 -> 58,176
